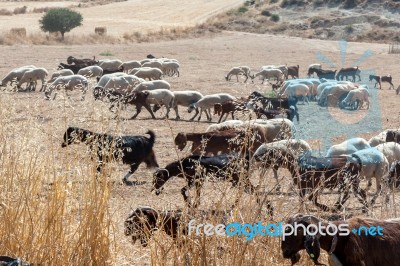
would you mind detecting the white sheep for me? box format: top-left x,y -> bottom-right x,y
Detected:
77,65 -> 103,79
253,68 -> 284,84
261,65 -> 288,79
142,60 -> 163,71
279,83 -> 310,104
368,129 -> 399,147
171,90 -> 203,120
375,142 -> 400,167
206,120 -> 244,132
48,69 -> 74,82
341,87 -> 370,110
118,60 -> 141,73
132,80 -> 171,92
326,137 -> 371,157
187,93 -> 235,121
143,89 -> 175,118
225,67 -> 245,82
253,139 -> 312,189
318,84 -> 354,107
45,74 -> 88,101
129,67 -> 163,81
247,118 -> 296,141
161,61 -> 180,77
0,66 -> 36,89
18,67 -> 48,91
98,59 -> 123,71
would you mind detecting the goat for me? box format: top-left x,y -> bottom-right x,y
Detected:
281,214 -> 400,266
213,99 -> 249,123
386,130 -> 400,144
152,153 -> 272,212
61,127 -> 158,183
369,74 -> 394,90
389,161 -> 400,188
308,68 -> 337,80
57,62 -> 87,74
287,65 -> 299,79
253,147 -> 368,212
67,56 -> 98,66
174,129 -> 263,156
124,207 -> 184,246
336,66 -> 361,82
251,104 -> 298,122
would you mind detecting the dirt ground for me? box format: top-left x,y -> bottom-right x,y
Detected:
0,0 -> 243,36
0,31 -> 400,264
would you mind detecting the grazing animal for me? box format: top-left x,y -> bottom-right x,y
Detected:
341,87 -> 370,109
67,56 -> 98,66
214,100 -> 249,123
389,161 -> 400,188
61,127 -> 158,183
336,66 -> 361,82
386,130 -> 400,144
152,153 -> 263,209
308,68 -> 337,80
307,63 -> 322,77
287,65 -> 299,79
281,214 -> 400,266
369,74 -> 394,90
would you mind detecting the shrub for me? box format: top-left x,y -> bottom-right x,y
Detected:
261,9 -> 271,16
270,0 -> 279,3
345,24 -> 354,34
0,9 -> 13,16
99,51 -> 113,56
238,6 -> 248,13
13,6 -> 27,15
270,14 -> 280,22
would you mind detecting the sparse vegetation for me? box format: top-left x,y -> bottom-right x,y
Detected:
261,9 -> 271,16
99,51 -> 113,56
237,6 -> 249,13
345,24 -> 354,34
270,13 -> 280,22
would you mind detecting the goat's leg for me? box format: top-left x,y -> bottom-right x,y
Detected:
309,190 -> 329,212
218,113 -> 224,124
143,103 -> 156,119
122,164 -> 140,184
130,105 -> 142,119
389,81 -> 394,90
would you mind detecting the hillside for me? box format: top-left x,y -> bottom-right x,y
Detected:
208,0 -> 400,43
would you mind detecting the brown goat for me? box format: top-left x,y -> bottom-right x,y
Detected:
214,100 -> 249,123
282,214 -> 400,266
287,65 -> 299,79
174,129 -> 263,155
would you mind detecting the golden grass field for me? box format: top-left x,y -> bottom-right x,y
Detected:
0,9 -> 400,266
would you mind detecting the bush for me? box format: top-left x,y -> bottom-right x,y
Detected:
13,6 -> 27,15
238,6 -> 248,13
345,24 -> 354,34
270,0 -> 279,3
0,9 -> 13,16
270,14 -> 280,22
261,9 -> 271,16
39,8 -> 83,40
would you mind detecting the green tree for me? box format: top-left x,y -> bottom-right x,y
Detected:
39,8 -> 83,40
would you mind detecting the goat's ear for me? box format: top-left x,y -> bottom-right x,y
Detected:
304,235 -> 321,263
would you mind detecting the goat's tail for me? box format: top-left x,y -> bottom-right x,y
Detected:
145,130 -> 156,146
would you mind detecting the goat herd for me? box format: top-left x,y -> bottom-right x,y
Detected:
1,55 -> 400,266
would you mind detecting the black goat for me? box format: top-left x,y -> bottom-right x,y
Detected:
67,56 -> 98,66
308,67 -> 337,80
369,74 -> 394,90
252,104 -> 298,122
58,63 -> 86,74
336,66 -> 361,82
61,127 -> 158,183
152,153 -> 272,213
386,130 -> 400,143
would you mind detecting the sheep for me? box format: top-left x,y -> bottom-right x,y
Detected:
225,66 -> 251,82
187,93 -> 236,121
281,214 -> 400,266
253,147 -> 368,212
261,65 -> 288,80
67,56 -> 98,66
326,137 -> 371,157
161,61 -> 180,77
307,63 -> 322,77
336,66 -> 361,82
48,69 -> 74,83
375,142 -> 400,168
341,87 -> 370,110
343,147 -> 389,205
142,89 -> 175,119
61,127 -> 158,184
124,207 -> 184,246
45,74 -> 88,100
278,83 -> 310,104
369,74 -> 394,90
132,80 -> 170,92
77,65 -> 103,79
98,59 -> 123,71
253,139 -> 312,189
247,91 -> 298,113
118,60 -> 142,73
17,67 -> 48,91
169,90 -> 203,120
318,84 -> 354,107
253,68 -> 284,84
287,65 -> 299,79
129,67 -> 163,80
368,129 -> 399,147
0,66 -> 36,89
206,120 -> 244,132
93,87 -> 135,112
142,60 -> 163,71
